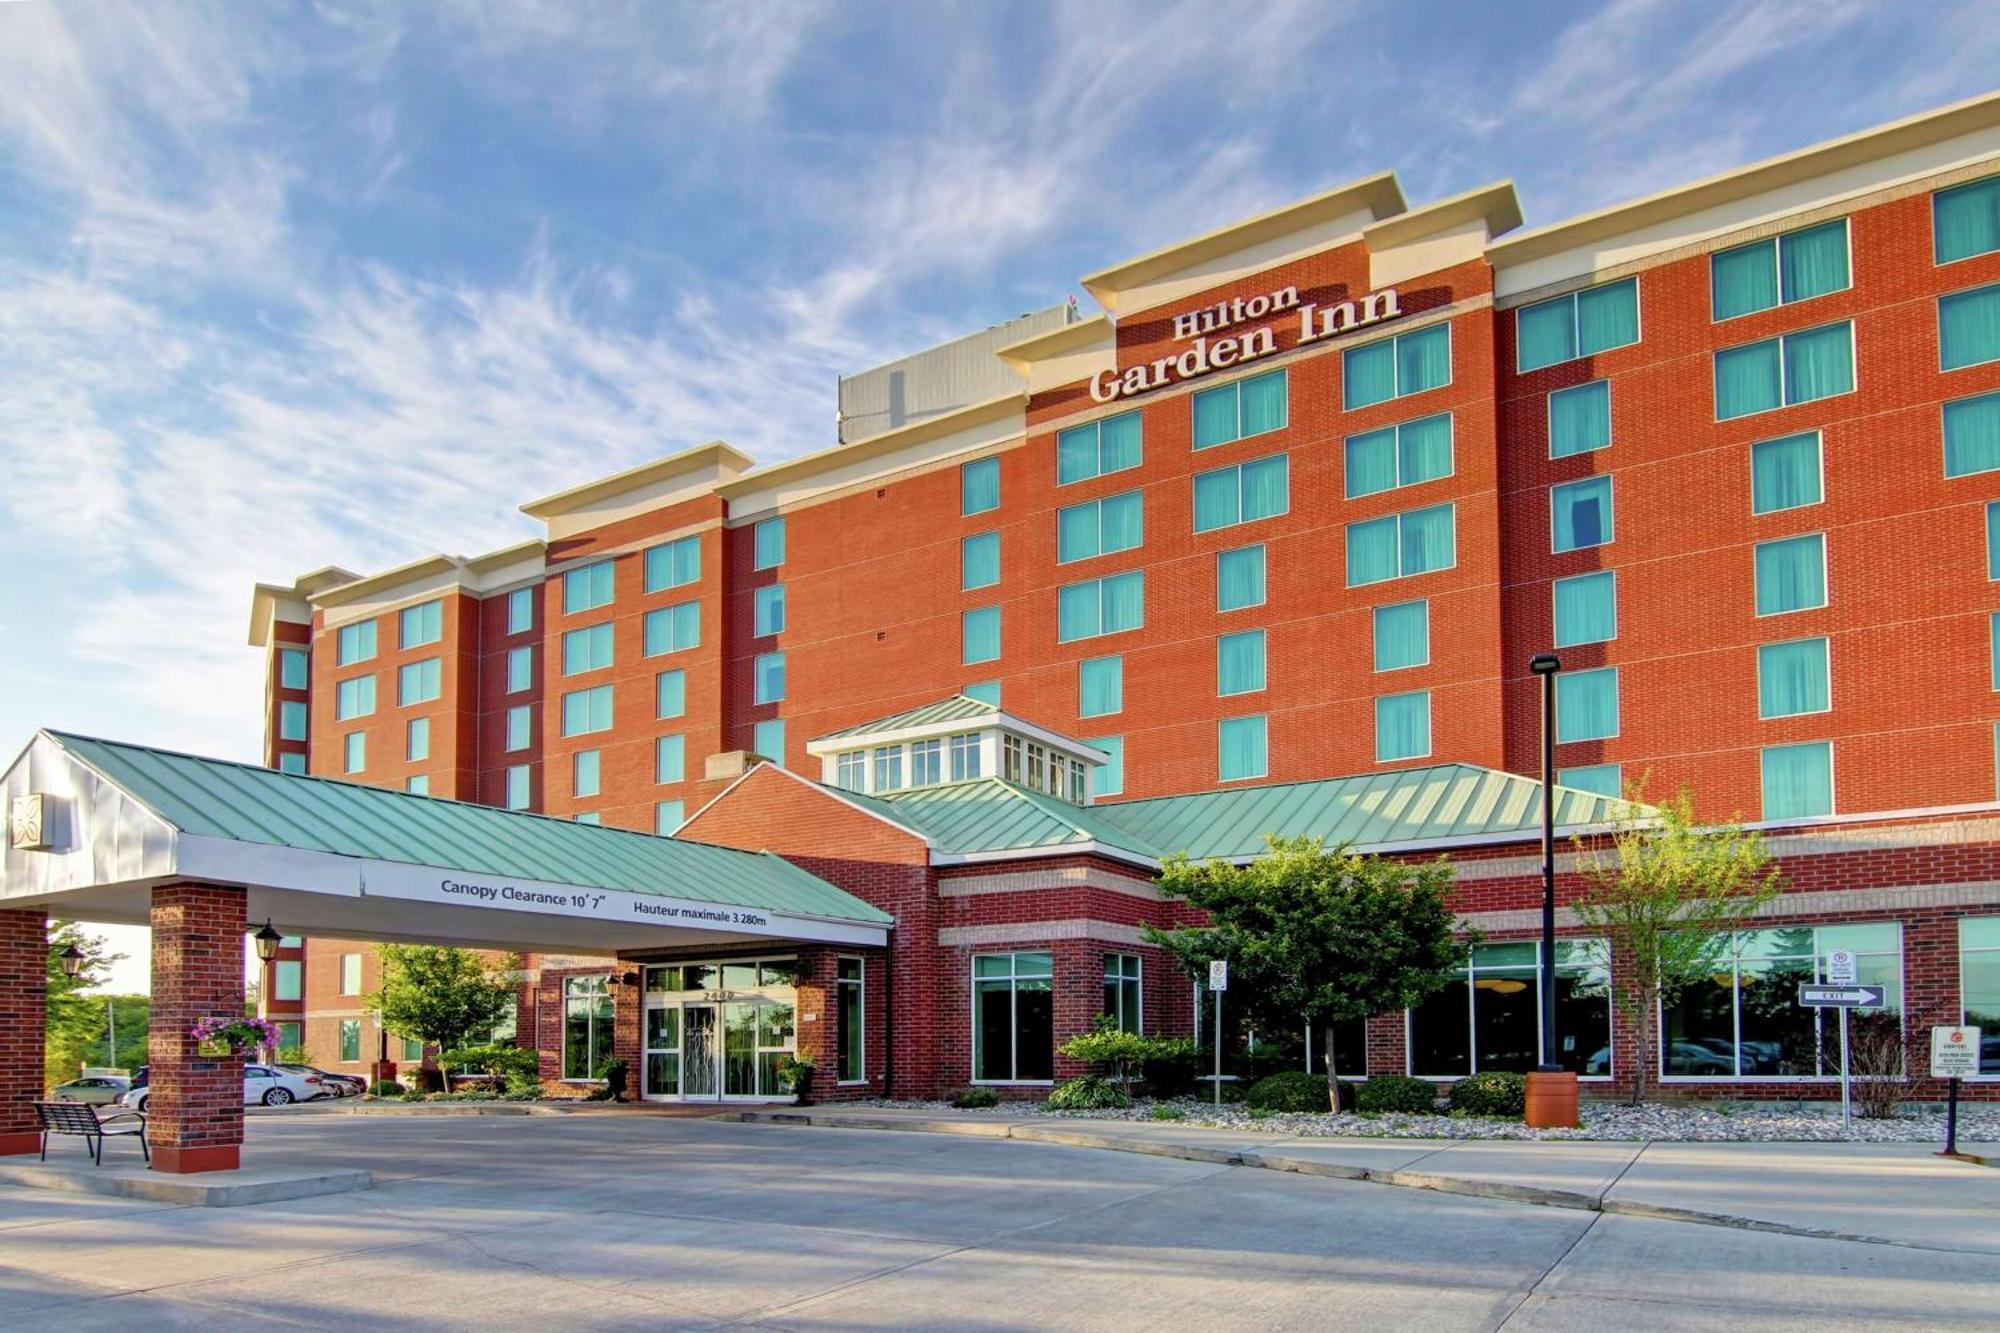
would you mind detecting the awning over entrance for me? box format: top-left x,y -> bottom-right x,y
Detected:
1,731 -> 890,952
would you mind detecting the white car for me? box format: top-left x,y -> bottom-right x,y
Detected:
120,1064 -> 325,1112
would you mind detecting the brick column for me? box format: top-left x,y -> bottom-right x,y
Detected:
149,883 -> 248,1173
0,909 -> 48,1156
611,967 -> 642,1099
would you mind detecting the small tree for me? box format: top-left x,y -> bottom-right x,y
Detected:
1143,836 -> 1472,1110
366,946 -> 520,1091
1570,787 -> 1781,1105
45,920 -> 119,1088
1060,1015 -> 1165,1100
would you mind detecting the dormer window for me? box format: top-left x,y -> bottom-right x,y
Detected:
950,734 -> 981,781
837,752 -> 866,791
806,694 -> 1110,804
873,745 -> 904,791
1003,736 -> 1022,783
911,739 -> 943,786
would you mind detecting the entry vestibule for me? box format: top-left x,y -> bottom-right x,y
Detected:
640,958 -> 800,1101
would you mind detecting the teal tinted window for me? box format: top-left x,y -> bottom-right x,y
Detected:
1079,655 -> 1122,718
1192,454 -> 1288,532
754,583 -> 786,636
1218,715 -> 1268,782
961,457 -> 1000,515
505,766 -> 529,810
1551,476 -> 1613,551
1058,411 -> 1142,483
1758,637 -> 1830,719
400,600 -> 442,648
1088,736 -> 1124,797
655,801 -> 685,835
1345,503 -> 1455,586
1556,667 -> 1619,743
1345,324 -> 1450,409
562,623 -> 613,675
753,516 -> 786,570
962,607 -> 1001,664
644,536 -> 701,593
1716,322 -> 1854,419
1374,690 -> 1431,762
278,751 -> 306,775
1940,283 -> 2000,371
1751,432 -> 1822,513
561,685 -> 613,736
506,647 -> 532,692
962,680 -> 1001,706
1754,533 -> 1827,615
1935,174 -> 2000,264
1516,278 -> 1639,372
397,658 -> 441,706
278,701 -> 306,742
754,651 -> 785,705
1549,380 -> 1611,458
1711,220 -> 1848,320
1558,763 -> 1621,798
655,670 -> 685,719
961,532 -> 1000,589
335,619 -> 376,665
334,675 -> 375,720
1216,545 -> 1265,612
1945,391 -> 2000,478
1988,501 -> 2000,581
642,601 -> 700,655
753,719 -> 786,768
1761,741 -> 1832,819
343,732 -> 365,774
1192,369 -> 1287,449
279,649 -> 308,690
1057,571 -> 1144,643
1216,630 -> 1266,696
506,704 -> 531,750
573,749 -> 600,798
1344,412 -> 1452,497
1372,600 -> 1428,671
656,734 -> 686,784
1553,570 -> 1617,647
1057,490 -> 1144,562
506,586 -> 534,634
564,561 -> 614,614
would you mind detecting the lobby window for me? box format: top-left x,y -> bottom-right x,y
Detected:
1664,924 -> 1896,1077
1216,630 -> 1266,697
1345,323 -> 1451,409
754,516 -> 787,570
1079,654 -> 1123,718
1344,412 -> 1453,498
505,705 -> 531,752
656,669 -> 686,720
972,952 -> 1054,1082
1057,570 -> 1144,643
1193,368 -> 1287,449
961,532 -> 1000,590
1409,940 -> 1611,1078
1751,432 -> 1823,514
1058,410 -> 1142,482
644,535 -> 701,593
1551,475 -> 1613,552
1192,453 -> 1288,533
273,959 -> 302,1002
397,658 -> 441,706
1515,277 -> 1639,374
1375,689 -> 1431,763
1754,533 -> 1828,616
655,801 -> 684,835
754,651 -> 785,705
334,675 -> 375,720
279,700 -> 307,742
1711,219 -> 1849,321
278,752 -> 306,775
1559,763 -> 1622,799
1945,390 -> 2000,478
1940,282 -> 2000,371
505,765 -> 530,810
343,732 -> 366,774
573,749 -> 600,799
1761,740 -> 1833,819
1373,599 -> 1429,671
1959,918 -> 2000,1074
506,586 -> 534,635
561,684 -> 613,737
1758,637 -> 1831,719
873,744 -> 904,791
406,717 -> 430,762
1104,954 -> 1142,1034
1714,321 -> 1854,420
962,680 -> 1000,706
754,719 -> 786,767
962,456 -> 1000,515
1553,571 -> 1617,648
1089,736 -> 1124,796
506,646 -> 532,694
748,584 -> 785,638
335,619 -> 377,666
338,1020 -> 360,1063
564,561 -> 615,614
643,602 -> 700,657
1549,380 -> 1611,458
1218,714 -> 1268,782
1935,173 -> 2000,265
279,648 -> 308,690
1057,490 -> 1144,563
656,734 -> 685,784
836,751 -> 866,791
400,599 -> 443,649
1216,544 -> 1266,612
1556,667 -> 1619,743
949,733 -> 981,781
339,953 -> 362,995
837,958 -> 865,1082
910,738 -> 943,787
563,976 -> 615,1081
962,606 -> 1001,664
1345,502 -> 1455,587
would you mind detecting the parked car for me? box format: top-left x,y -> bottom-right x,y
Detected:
280,1064 -> 364,1097
1664,1042 -> 1734,1075
50,1075 -> 131,1105
119,1065 -> 325,1112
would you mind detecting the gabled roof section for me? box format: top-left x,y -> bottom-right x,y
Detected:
810,695 -> 1000,744
845,778 -> 1164,863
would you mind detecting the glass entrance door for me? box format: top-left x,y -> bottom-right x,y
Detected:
643,1006 -> 681,1100
681,1004 -> 719,1099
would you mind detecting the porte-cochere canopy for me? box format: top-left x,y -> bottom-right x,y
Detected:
1,731 -> 889,954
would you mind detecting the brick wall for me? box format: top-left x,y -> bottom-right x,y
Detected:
149,883 -> 248,1172
0,909 -> 46,1154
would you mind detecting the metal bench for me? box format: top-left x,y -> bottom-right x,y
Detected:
33,1101 -> 149,1165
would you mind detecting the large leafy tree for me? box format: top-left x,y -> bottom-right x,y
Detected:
45,920 -> 120,1087
1143,836 -> 1471,1107
366,945 -> 520,1088
1570,786 -> 1781,1104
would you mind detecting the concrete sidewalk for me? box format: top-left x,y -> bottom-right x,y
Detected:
735,1106 -> 2000,1254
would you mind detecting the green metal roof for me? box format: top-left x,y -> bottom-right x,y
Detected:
49,731 -> 891,925
848,779 -> 1166,858
811,694 -> 999,743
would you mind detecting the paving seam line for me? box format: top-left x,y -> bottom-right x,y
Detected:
738,1112 -> 1983,1254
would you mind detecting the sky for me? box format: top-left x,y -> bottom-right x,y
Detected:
1,0 -> 1995,993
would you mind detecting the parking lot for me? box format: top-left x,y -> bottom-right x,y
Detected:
0,1112 -> 1995,1330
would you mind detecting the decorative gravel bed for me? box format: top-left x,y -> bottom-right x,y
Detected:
849,1096 -> 2000,1143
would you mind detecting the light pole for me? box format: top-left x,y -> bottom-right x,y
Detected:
1525,653 -> 1577,1127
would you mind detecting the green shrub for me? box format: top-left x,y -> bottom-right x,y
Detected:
367,1080 -> 405,1097
1140,1039 -> 1200,1098
1149,1104 -> 1185,1121
1246,1070 -> 1339,1113
950,1087 -> 999,1109
1449,1071 -> 1526,1118
1354,1074 -> 1440,1114
1045,1075 -> 1130,1111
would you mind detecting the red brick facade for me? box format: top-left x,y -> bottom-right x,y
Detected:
0,909 -> 47,1155
148,883 -> 248,1172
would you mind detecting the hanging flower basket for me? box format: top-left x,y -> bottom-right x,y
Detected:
190,1016 -> 280,1058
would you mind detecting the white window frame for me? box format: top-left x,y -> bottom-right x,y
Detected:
837,956 -> 867,1084
969,951 -> 1056,1086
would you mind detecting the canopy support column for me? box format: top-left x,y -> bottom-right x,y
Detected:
0,908 -> 47,1156
149,883 -> 247,1173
